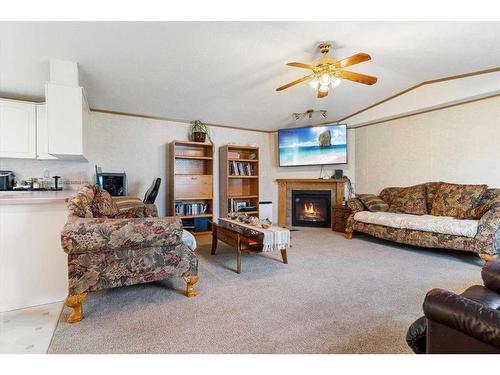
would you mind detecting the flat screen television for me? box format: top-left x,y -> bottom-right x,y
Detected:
278,124 -> 347,167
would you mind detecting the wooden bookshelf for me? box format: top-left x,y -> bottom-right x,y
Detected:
169,140 -> 214,235
175,155 -> 213,160
219,144 -> 259,219
228,158 -> 258,163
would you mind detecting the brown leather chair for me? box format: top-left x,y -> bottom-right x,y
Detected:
407,259 -> 500,354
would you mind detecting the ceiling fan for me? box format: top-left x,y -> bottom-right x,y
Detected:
276,42 -> 378,98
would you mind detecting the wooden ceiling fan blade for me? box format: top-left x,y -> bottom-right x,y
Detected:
337,70 -> 378,85
317,87 -> 328,98
334,53 -> 371,69
276,74 -> 314,91
286,62 -> 317,71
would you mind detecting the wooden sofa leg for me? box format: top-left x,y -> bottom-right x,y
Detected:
479,253 -> 498,263
66,293 -> 87,324
183,276 -> 199,297
345,229 -> 353,239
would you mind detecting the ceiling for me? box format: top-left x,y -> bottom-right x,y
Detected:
1,22 -> 499,131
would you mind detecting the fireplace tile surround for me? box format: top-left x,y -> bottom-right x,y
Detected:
277,179 -> 345,228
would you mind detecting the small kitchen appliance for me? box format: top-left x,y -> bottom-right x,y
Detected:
0,171 -> 15,191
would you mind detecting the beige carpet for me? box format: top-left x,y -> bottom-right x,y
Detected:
48,229 -> 483,354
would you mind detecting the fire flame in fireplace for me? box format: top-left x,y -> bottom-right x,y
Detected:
303,203 -> 320,217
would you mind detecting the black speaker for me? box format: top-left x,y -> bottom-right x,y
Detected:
334,169 -> 343,179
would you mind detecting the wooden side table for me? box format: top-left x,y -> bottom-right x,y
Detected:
332,204 -> 352,234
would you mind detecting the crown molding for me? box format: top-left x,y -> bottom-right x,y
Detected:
0,92 -> 44,103
349,92 -> 500,129
335,66 -> 500,123
90,108 -> 273,134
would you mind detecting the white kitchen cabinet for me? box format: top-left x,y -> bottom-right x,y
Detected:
0,194 -> 70,312
35,104 -> 57,160
0,100 -> 36,159
45,83 -> 89,160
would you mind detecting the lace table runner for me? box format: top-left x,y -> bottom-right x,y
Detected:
219,218 -> 291,252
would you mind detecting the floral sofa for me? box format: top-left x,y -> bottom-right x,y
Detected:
346,182 -> 500,260
61,185 -> 199,323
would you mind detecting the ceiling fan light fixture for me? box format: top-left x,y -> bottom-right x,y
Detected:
331,77 -> 342,87
319,73 -> 331,86
276,44 -> 377,97
318,84 -> 329,93
309,78 -> 319,89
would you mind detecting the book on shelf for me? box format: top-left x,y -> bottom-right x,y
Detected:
228,151 -> 240,159
175,201 -> 208,216
230,161 -> 254,176
231,160 -> 239,176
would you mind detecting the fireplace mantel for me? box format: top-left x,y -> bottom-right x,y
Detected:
276,178 -> 345,227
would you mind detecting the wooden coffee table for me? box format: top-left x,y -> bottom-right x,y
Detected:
211,220 -> 288,274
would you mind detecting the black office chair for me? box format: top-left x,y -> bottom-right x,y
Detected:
143,178 -> 161,204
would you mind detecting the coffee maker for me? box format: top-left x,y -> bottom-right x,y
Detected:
0,171 -> 15,190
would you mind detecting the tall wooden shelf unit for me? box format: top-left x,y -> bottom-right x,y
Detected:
219,144 -> 260,219
169,140 -> 214,235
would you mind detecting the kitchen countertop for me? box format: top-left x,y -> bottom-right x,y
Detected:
0,190 -> 76,205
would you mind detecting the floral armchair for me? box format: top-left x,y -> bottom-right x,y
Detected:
61,185 -> 198,323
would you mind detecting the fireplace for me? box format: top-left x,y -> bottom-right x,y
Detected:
291,190 -> 331,228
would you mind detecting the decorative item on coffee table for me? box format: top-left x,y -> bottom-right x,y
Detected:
169,140 -> 214,235
332,204 -> 352,234
219,144 -> 260,219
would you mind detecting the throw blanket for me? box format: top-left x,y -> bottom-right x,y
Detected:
111,196 -> 144,211
182,230 -> 197,251
220,218 -> 291,252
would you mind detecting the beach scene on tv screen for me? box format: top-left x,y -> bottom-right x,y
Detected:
279,125 -> 347,166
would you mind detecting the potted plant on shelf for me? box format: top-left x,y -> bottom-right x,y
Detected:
190,120 -> 212,143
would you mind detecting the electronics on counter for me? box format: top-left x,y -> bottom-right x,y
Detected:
95,165 -> 128,196
0,171 -> 15,191
0,170 -> 64,191
12,175 -> 63,191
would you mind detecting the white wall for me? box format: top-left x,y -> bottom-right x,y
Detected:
1,112 -> 357,221
88,112 -> 272,217
355,96 -> 500,194
0,112 -> 273,218
5,96 -> 498,221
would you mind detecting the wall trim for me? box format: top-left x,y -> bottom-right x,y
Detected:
335,66 -> 500,123
90,108 -> 273,134
0,92 -> 44,103
349,92 -> 500,129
